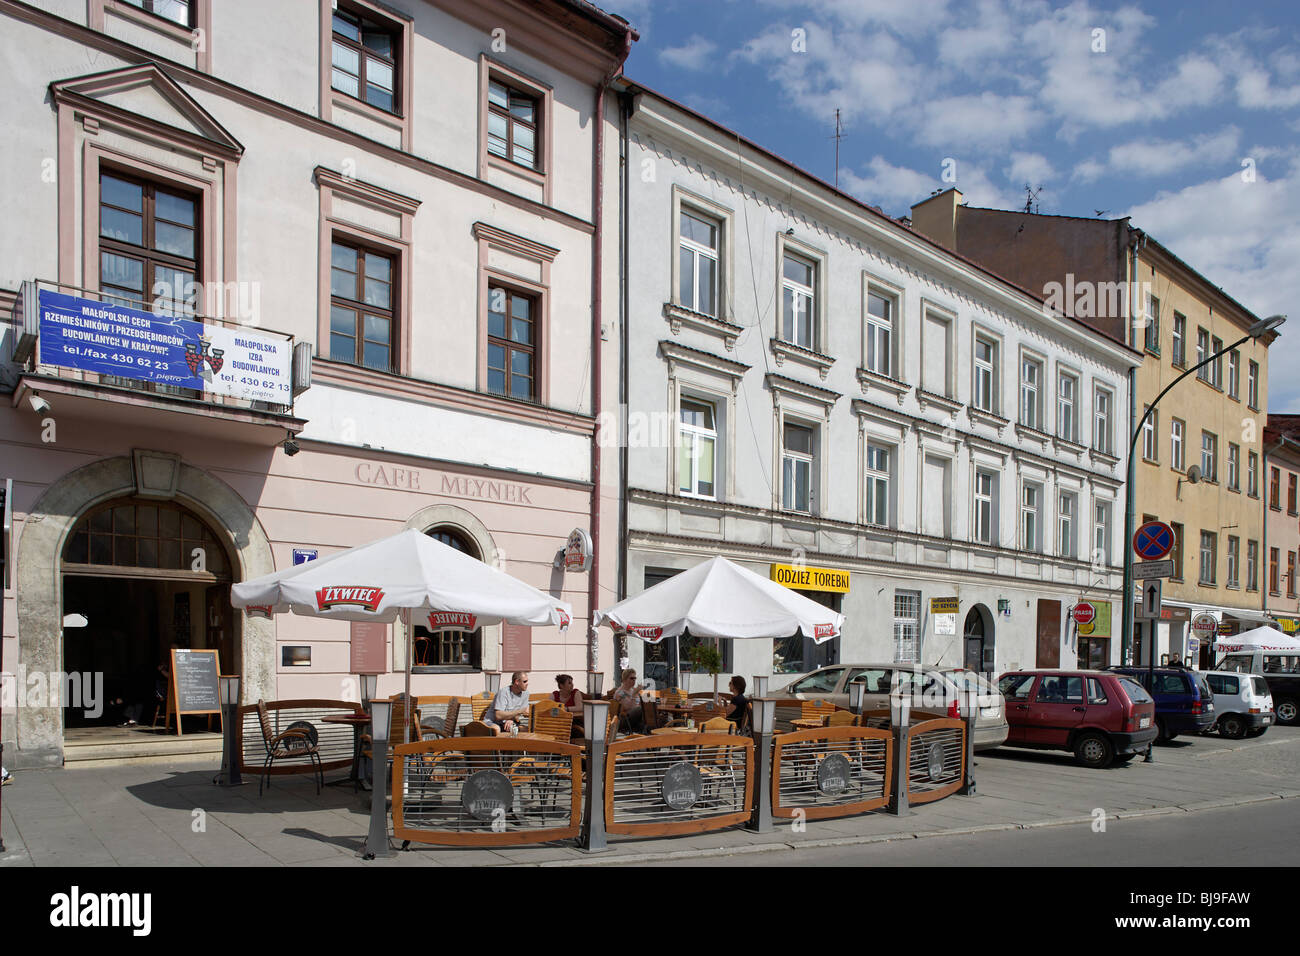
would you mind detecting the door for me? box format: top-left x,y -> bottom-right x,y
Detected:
205,583 -> 233,675
963,608 -> 985,672
1036,599 -> 1061,668
998,673 -> 1038,744
1024,674 -> 1088,745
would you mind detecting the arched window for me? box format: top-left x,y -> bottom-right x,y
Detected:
413,526 -> 481,669
63,497 -> 230,579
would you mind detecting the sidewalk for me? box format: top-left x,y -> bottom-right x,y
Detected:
3,731 -> 1297,867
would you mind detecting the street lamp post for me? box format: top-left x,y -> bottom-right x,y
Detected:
1120,315 -> 1286,666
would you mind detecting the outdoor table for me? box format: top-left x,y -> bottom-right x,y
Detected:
650,726 -> 699,735
790,717 -> 827,730
321,713 -> 371,791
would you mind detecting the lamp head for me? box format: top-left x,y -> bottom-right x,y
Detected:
29,393 -> 51,415
1248,315 -> 1285,338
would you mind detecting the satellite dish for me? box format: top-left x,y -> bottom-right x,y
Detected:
1185,465 -> 1202,484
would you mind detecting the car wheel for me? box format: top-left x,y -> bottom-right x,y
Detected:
1275,698 -> 1298,725
1218,715 -> 1246,740
1155,718 -> 1170,743
1074,732 -> 1114,769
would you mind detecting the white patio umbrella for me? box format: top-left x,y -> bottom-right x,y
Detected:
1211,626 -> 1300,654
232,528 -> 572,732
594,556 -> 843,692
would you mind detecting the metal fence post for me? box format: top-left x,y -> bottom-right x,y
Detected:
747,697 -> 774,832
959,700 -> 976,797
582,699 -> 608,852
363,699 -> 395,860
889,695 -> 910,816
216,675 -> 242,787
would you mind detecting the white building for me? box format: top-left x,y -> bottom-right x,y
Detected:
617,84 -> 1140,689
0,0 -> 633,766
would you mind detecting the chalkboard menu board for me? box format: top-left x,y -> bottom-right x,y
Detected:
167,648 -> 222,736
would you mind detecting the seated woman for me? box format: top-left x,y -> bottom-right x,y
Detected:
611,668 -> 646,733
552,673 -> 585,738
725,675 -> 749,732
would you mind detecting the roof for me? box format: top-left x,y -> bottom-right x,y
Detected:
554,0 -> 640,42
622,78 -> 1140,359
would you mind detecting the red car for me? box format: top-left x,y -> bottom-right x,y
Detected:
995,670 -> 1158,768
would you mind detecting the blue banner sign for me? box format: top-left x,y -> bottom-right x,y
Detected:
37,289 -> 291,404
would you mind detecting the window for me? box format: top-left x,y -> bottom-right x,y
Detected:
1290,473 -> 1297,514
1170,418 -> 1185,471
487,80 -> 540,169
1094,501 -> 1111,566
1227,443 -> 1240,492
1196,328 -> 1210,381
1227,536 -> 1240,588
866,290 -> 895,377
330,241 -> 395,372
1145,293 -> 1160,354
1087,678 -> 1109,704
99,170 -> 199,315
1200,531 -> 1217,586
865,442 -> 892,526
1248,452 -> 1259,497
974,469 -> 997,545
1211,335 -> 1223,388
893,590 -> 920,663
1172,313 -> 1186,367
678,209 -> 719,317
1022,482 -> 1041,552
332,6 -> 399,113
782,422 -> 814,513
1058,491 -> 1076,558
413,528 -> 483,668
677,399 -> 716,498
64,497 -> 229,577
781,252 -> 816,350
120,0 -> 193,26
1171,521 -> 1184,579
998,674 -> 1037,700
1141,406 -> 1157,462
973,335 -> 998,413
1093,387 -> 1112,455
1248,360 -> 1259,409
1270,547 -> 1280,594
1289,552 -> 1297,599
1057,372 -> 1077,441
1201,431 -> 1218,482
486,284 -> 536,400
921,308 -> 954,398
1271,466 -> 1281,510
1247,540 -> 1259,591
1228,350 -> 1240,399
1020,356 -> 1042,428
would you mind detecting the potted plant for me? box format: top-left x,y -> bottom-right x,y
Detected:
688,642 -> 724,706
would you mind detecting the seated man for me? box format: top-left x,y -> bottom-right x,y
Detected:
483,671 -> 531,735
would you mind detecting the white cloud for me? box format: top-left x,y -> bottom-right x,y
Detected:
1124,159 -> 1300,410
754,0 -> 949,37
916,92 -> 1045,148
1006,151 -> 1056,186
1105,126 -> 1240,178
659,35 -> 719,72
839,156 -> 1019,217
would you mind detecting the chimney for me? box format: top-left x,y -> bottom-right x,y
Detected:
910,188 -> 963,251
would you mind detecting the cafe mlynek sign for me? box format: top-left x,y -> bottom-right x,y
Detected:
770,563 -> 850,593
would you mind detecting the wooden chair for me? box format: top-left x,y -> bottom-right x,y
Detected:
254,700 -> 323,796
691,702 -> 727,724
532,705 -> 575,742
463,720 -> 495,737
699,715 -> 736,734
642,699 -> 662,730
662,687 -> 688,708
470,692 -> 495,723
825,709 -> 858,727
694,718 -> 741,805
418,697 -> 461,740
801,698 -> 839,721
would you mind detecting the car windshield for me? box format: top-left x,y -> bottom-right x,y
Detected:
790,668 -> 842,695
1117,677 -> 1152,703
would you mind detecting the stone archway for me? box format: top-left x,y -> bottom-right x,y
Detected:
14,452 -> 275,767
963,604 -> 996,676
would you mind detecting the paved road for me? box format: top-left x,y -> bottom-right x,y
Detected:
643,795 -> 1300,866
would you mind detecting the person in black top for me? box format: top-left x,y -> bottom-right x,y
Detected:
725,675 -> 749,732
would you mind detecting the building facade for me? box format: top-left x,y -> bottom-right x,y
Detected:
1263,416 -> 1300,635
910,190 -> 1279,667
0,0 -> 634,767
619,88 -> 1138,691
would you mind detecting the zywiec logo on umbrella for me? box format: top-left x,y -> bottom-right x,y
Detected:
814,623 -> 837,639
244,605 -> 274,618
315,586 -> 384,612
183,335 -> 225,382
428,611 -> 477,630
627,624 -> 664,642
557,609 -> 571,630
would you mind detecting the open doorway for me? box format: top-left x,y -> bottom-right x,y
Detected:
60,497 -> 234,741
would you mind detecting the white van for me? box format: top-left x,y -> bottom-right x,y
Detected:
1213,651 -> 1300,725
1198,670 -> 1274,738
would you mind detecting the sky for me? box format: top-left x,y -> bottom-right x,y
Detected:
606,0 -> 1300,410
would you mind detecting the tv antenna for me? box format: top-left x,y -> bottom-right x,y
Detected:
1022,183 -> 1043,214
831,109 -> 844,188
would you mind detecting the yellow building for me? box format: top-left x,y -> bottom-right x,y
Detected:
910,191 -> 1281,665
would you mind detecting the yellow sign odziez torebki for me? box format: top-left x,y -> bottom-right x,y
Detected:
769,564 -> 850,593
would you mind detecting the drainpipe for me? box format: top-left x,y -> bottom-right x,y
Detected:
1261,433 -> 1289,618
618,88 -> 632,609
588,33 -> 633,674
1120,229 -> 1143,665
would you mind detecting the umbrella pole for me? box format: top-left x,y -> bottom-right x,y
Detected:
403,612 -> 412,745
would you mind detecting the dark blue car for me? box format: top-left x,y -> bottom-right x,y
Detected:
1108,666 -> 1216,742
